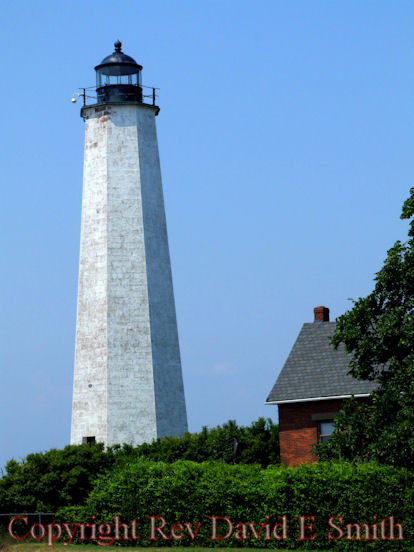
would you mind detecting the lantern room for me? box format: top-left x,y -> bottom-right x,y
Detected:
95,40 -> 143,104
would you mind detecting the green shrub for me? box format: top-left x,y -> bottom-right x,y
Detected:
0,418 -> 279,513
110,417 -> 279,467
56,460 -> 413,550
0,443 -> 114,513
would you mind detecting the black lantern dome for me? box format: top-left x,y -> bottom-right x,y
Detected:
95,41 -> 143,104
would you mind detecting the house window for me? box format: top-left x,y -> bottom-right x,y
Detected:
82,436 -> 96,444
318,421 -> 335,442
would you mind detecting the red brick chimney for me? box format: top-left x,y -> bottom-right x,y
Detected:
314,306 -> 329,322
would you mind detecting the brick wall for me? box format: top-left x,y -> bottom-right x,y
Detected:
278,399 -> 345,467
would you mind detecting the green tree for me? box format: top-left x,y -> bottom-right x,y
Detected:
112,417 -> 280,467
0,443 -> 114,512
315,189 -> 414,468
0,418 -> 279,513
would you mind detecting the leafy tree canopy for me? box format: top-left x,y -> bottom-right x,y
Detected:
0,418 -> 279,513
0,443 -> 113,513
315,188 -> 414,468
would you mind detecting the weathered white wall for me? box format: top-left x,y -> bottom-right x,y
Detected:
137,106 -> 188,439
71,111 -> 108,445
71,103 -> 187,447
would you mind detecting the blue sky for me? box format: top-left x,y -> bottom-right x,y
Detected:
0,1 -> 413,470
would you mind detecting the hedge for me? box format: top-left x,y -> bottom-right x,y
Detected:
55,460 -> 413,550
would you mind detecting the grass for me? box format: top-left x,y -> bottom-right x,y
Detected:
3,544 -> 414,552
0,539 -> 340,552
0,545 -> 286,552
1,535 -> 412,552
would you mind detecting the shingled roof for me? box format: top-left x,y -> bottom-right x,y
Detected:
266,313 -> 377,404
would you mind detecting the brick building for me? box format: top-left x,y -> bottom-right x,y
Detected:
266,306 -> 376,467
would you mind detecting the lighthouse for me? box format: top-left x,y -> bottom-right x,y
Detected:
71,41 -> 188,446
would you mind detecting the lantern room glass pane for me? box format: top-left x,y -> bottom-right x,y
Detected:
97,68 -> 141,88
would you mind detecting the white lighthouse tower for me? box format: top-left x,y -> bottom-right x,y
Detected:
71,41 -> 188,446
